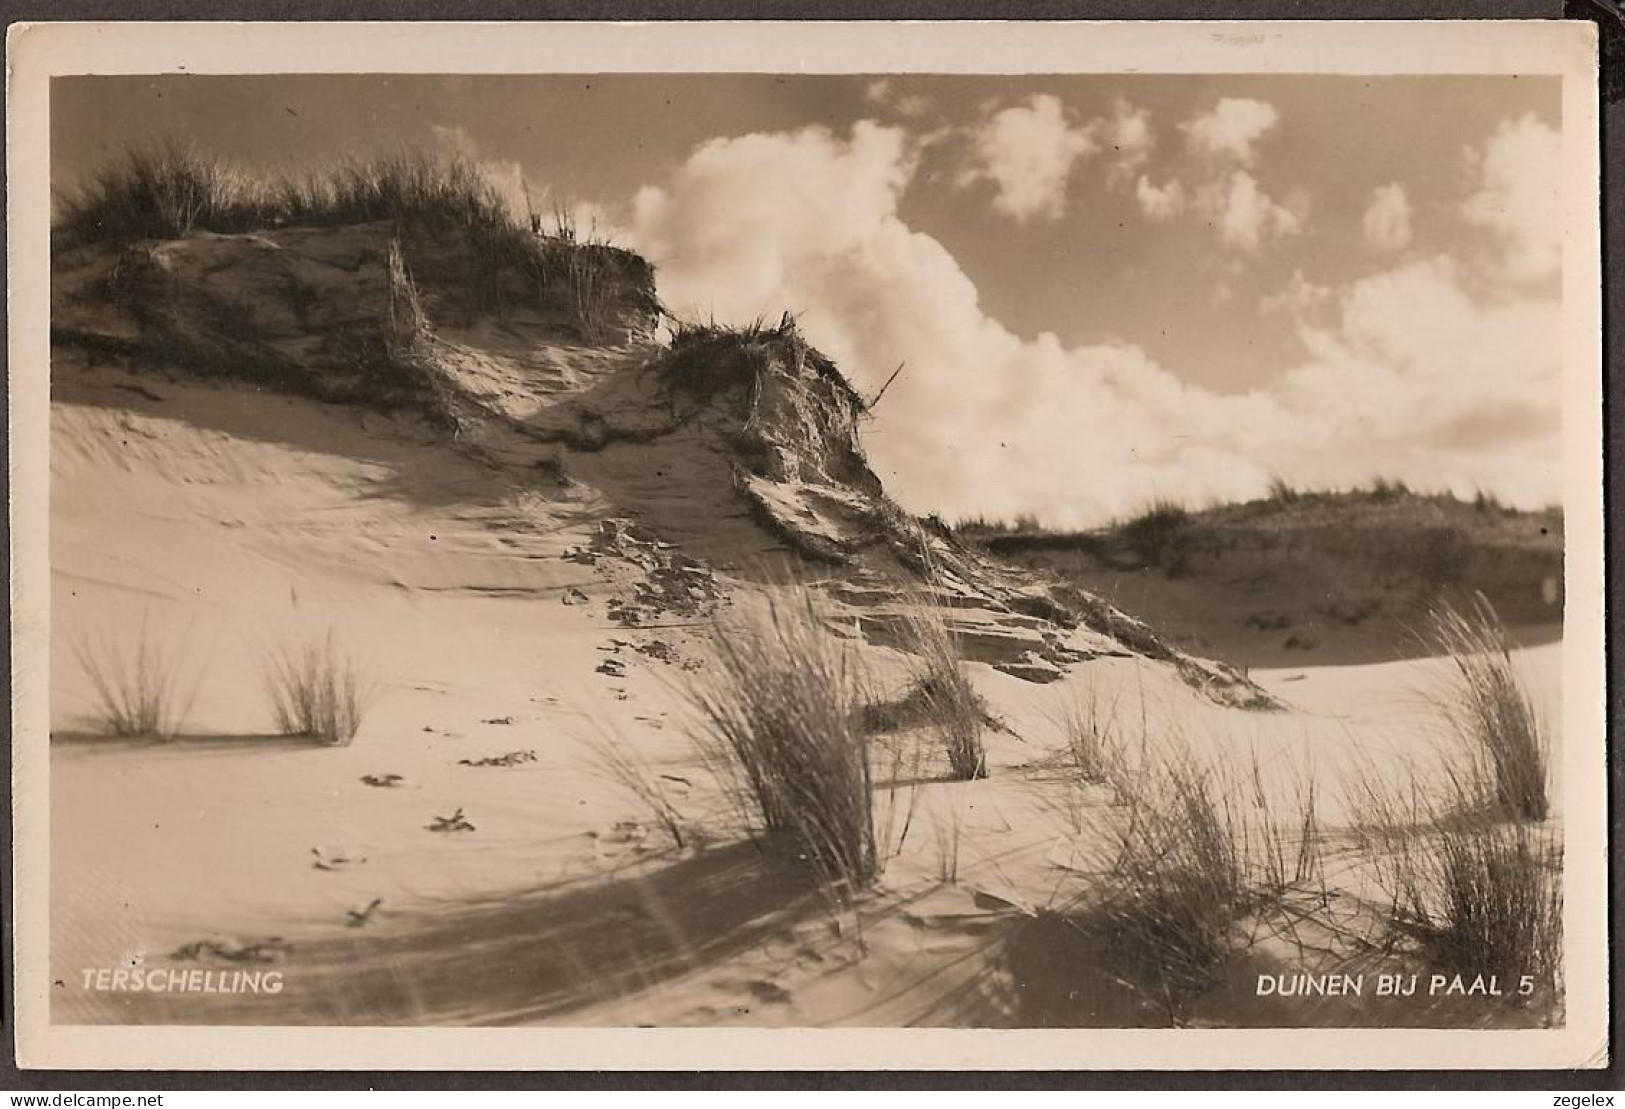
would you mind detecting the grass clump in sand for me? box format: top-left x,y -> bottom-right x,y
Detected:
1102,746 -> 1318,1008
1042,722 -> 1322,1023
1348,754 -> 1562,1000
860,549 -> 990,781
1058,683 -> 1132,792
262,629 -> 373,746
1419,820 -> 1561,986
1365,800 -> 1561,987
1347,596 -> 1560,1004
71,617 -> 200,739
689,584 -> 879,894
1426,593 -> 1549,822
893,542 -> 988,781
895,600 -> 987,782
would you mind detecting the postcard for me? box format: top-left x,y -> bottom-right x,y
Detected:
8,19 -> 1607,1070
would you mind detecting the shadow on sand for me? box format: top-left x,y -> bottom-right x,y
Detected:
64,841 -> 830,1026
50,731 -> 325,754
998,904 -> 1561,1030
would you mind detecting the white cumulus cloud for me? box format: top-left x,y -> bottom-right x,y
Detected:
1135,175 -> 1185,221
1462,113 -> 1562,283
1259,269 -> 1332,318
959,94 -> 1098,222
1181,97 -> 1281,165
1196,170 -> 1304,254
1104,100 -> 1155,180
864,78 -> 933,119
1362,182 -> 1414,253
1277,256 -> 1561,504
1137,99 -> 1304,255
625,122 -> 1561,525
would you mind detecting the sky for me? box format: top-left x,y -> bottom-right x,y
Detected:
52,74 -> 1566,526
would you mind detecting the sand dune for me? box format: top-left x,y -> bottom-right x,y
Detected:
46,212 -> 1565,1032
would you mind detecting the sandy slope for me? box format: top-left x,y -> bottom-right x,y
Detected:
48,361 -> 1564,1029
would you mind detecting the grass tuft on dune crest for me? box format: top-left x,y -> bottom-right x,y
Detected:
55,141 -> 656,341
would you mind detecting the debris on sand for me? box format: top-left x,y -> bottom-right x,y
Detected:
481,715 -> 516,725
568,519 -> 722,628
170,936 -> 293,964
562,587 -> 590,605
596,658 -> 627,678
310,846 -> 368,871
426,808 -> 476,833
457,749 -> 536,768
360,773 -> 405,788
632,639 -> 677,663
345,898 -> 384,928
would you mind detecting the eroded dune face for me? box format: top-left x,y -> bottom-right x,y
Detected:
54,221 -> 1270,701
49,219 -> 1561,1030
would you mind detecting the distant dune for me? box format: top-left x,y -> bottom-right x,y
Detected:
959,489 -> 1562,669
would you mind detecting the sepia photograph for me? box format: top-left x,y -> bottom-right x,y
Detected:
7,19 -> 1607,1071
